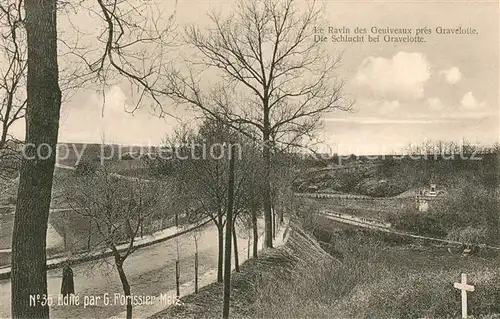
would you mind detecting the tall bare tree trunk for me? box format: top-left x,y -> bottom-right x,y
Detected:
223,143 -> 236,319
232,218 -> 239,272
217,224 -> 224,283
116,261 -> 133,319
262,129 -> 273,248
11,0 -> 61,317
194,233 -> 199,293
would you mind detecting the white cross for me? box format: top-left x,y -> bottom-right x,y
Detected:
454,273 -> 475,318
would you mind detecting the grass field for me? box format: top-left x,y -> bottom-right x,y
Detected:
317,227 -> 500,318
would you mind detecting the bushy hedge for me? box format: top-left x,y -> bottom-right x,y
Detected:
389,182 -> 500,243
338,270 -> 500,318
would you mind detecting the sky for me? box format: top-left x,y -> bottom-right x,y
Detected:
8,0 -> 500,155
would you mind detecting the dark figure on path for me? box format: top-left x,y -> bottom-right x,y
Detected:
61,262 -> 75,295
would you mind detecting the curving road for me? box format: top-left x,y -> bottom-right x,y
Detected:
0,221 -> 262,319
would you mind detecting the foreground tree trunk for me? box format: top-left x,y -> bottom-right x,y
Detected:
11,0 -> 61,317
116,261 -> 133,319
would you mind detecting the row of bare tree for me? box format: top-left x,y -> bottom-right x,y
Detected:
402,140 -> 500,156
56,118 -> 297,318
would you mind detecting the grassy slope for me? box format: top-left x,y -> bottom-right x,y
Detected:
149,223 -> 338,319
150,216 -> 500,319
326,230 -> 500,318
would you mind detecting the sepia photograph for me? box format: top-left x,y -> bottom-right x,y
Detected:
0,0 -> 498,318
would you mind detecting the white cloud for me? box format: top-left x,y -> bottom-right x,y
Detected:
354,52 -> 431,99
439,67 -> 462,84
460,92 -> 487,109
427,97 -> 445,111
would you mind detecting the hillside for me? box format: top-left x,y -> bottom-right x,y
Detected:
0,163 -> 173,260
294,153 -> 499,197
149,213 -> 500,319
56,142 -> 156,165
149,221 -> 338,319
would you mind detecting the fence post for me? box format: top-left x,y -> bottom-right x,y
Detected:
272,208 -> 276,239
175,260 -> 180,297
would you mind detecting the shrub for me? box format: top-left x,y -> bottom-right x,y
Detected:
355,178 -> 405,197
388,203 -> 447,238
74,160 -> 99,176
337,270 -> 500,318
438,183 -> 500,242
446,226 -> 489,244
389,182 -> 500,242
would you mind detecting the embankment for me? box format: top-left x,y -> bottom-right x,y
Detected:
149,220 -> 338,319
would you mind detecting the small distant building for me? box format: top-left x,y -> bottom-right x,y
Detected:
418,183 -> 439,197
429,183 -> 437,197
307,185 -> 319,192
415,183 -> 441,212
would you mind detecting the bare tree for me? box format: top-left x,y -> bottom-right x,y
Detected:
222,142 -> 236,319
233,141 -> 264,258
229,141 -> 263,269
190,226 -> 202,293
61,0 -> 177,115
64,164 -> 162,319
0,0 -> 25,147
156,119 -> 258,282
164,0 -> 351,248
0,1 -> 25,179
0,1 -> 92,179
174,120 -> 234,283
10,1 -> 61,317
270,151 -> 296,224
